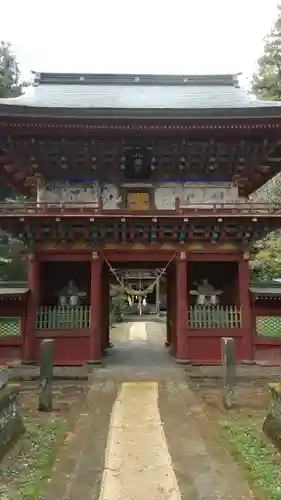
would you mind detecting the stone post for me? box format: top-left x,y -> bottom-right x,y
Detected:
221,337 -> 236,409
38,339 -> 54,412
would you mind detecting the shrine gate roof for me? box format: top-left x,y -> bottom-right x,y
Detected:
0,72 -> 281,118
250,282 -> 281,298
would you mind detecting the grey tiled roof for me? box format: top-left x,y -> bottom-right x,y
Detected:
0,287 -> 29,297
0,73 -> 281,118
249,285 -> 281,297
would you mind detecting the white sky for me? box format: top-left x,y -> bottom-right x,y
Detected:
1,0 -> 280,83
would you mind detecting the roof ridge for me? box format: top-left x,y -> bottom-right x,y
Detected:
32,72 -> 241,87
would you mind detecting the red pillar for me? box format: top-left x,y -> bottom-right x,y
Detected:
175,253 -> 188,361
168,264 -> 176,354
104,267 -> 111,348
22,253 -> 39,363
166,268 -> 171,347
239,255 -> 253,361
101,265 -> 110,350
89,252 -> 102,363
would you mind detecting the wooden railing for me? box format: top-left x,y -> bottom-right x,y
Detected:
36,306 -> 91,329
0,200 -> 280,217
188,305 -> 241,329
176,198 -> 281,215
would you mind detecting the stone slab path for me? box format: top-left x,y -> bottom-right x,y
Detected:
42,322 -> 254,500
99,382 -> 181,500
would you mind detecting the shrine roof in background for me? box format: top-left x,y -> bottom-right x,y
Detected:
0,284 -> 29,299
249,282 -> 281,298
0,72 -> 281,118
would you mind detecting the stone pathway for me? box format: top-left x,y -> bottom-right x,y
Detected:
42,322 -> 254,500
99,382 -> 181,500
128,321 -> 147,340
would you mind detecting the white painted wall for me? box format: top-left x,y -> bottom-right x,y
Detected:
154,182 -> 239,209
37,181 -> 100,205
37,181 -> 239,210
101,184 -> 120,209
37,182 -> 120,209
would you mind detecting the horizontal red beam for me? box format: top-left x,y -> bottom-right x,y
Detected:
104,250 -> 175,262
35,329 -> 90,338
0,200 -> 280,218
187,252 -> 240,261
0,338 -> 22,346
254,338 -> 281,346
37,253 -> 92,262
187,329 -> 243,337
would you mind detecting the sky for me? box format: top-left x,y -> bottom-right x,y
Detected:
1,0 -> 280,84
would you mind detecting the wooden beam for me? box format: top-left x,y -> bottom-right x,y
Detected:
0,154 -> 11,165
0,165 -> 31,196
266,157 -> 281,162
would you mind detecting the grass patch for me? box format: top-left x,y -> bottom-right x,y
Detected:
1,417 -> 66,500
220,421 -> 281,500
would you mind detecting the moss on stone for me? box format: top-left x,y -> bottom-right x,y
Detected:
0,385 -> 24,460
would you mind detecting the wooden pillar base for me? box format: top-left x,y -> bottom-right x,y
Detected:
175,358 -> 191,365
87,359 -> 103,366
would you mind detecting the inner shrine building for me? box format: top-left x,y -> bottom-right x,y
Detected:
0,72 -> 281,365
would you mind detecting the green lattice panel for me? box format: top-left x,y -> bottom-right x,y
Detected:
256,316 -> 281,338
0,318 -> 21,338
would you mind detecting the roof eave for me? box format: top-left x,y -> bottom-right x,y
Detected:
0,105 -> 281,121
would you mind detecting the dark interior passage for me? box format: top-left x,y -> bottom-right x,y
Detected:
188,262 -> 238,305
40,261 -> 91,306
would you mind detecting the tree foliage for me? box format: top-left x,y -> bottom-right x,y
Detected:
0,236 -> 27,281
249,6 -> 281,281
0,41 -> 27,280
250,170 -> 281,280
251,5 -> 281,100
0,40 -> 23,98
250,172 -> 281,280
251,234 -> 281,281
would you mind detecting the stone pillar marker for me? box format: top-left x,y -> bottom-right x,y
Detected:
38,339 -> 54,412
221,337 -> 236,409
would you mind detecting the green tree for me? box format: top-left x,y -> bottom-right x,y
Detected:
0,41 -> 27,280
0,40 -> 23,98
251,5 -> 281,100
250,169 -> 281,279
250,6 -> 281,280
0,237 -> 27,281
251,234 -> 281,281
